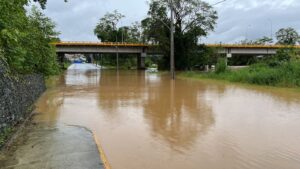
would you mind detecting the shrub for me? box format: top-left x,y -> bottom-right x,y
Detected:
215,58 -> 227,74
0,3 -> 60,76
186,59 -> 300,88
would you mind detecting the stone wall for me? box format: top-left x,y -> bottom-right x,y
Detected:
0,58 -> 46,135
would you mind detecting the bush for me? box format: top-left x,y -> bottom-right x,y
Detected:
0,3 -> 60,76
184,59 -> 300,88
225,61 -> 300,87
215,58 -> 227,74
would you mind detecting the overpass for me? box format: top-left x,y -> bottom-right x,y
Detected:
53,41 -> 158,69
53,41 -> 300,68
208,44 -> 300,56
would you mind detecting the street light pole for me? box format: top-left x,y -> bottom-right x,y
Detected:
167,0 -> 226,80
170,0 -> 175,80
268,19 -> 273,42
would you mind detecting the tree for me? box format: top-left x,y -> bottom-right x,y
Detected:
94,10 -> 125,42
127,22 -> 143,43
26,6 -> 60,75
254,36 -> 273,45
142,0 -> 218,70
276,27 -> 299,45
0,1 -> 60,75
239,36 -> 273,45
33,0 -> 67,9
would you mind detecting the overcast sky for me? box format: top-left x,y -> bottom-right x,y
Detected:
34,0 -> 300,44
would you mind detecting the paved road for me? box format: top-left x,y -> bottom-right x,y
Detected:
0,63 -> 105,169
0,124 -> 104,169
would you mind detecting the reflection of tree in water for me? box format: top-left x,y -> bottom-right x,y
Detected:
97,71 -> 147,115
99,71 -> 215,151
143,79 -> 215,152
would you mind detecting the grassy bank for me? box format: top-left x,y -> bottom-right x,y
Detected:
180,60 -> 300,88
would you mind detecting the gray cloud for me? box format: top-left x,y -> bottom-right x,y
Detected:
35,0 -> 300,43
205,0 -> 300,43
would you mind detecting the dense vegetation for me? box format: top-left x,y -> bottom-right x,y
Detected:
141,0 -> 217,70
182,48 -> 300,88
0,0 -> 60,75
94,0 -> 218,70
93,10 -> 146,69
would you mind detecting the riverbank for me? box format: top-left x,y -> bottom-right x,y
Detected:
179,60 -> 300,88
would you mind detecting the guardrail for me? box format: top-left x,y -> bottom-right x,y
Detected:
52,41 -> 300,49
207,44 -> 300,49
52,41 -> 150,47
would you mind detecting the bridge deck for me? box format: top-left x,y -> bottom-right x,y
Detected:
53,41 -> 300,55
53,41 -> 300,49
53,41 -> 149,47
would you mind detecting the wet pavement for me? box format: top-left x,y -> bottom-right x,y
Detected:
0,64 -> 104,169
0,123 -> 104,169
2,63 -> 300,169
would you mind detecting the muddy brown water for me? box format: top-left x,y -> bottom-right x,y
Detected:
33,64 -> 300,169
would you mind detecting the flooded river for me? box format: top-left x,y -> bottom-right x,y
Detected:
33,64 -> 300,169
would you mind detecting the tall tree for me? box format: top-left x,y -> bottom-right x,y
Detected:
142,0 -> 218,70
0,1 -> 60,75
94,10 -> 125,42
276,27 -> 299,45
33,0 -> 67,9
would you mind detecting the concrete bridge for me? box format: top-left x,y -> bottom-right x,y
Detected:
53,41 -> 300,68
53,42 -> 159,69
208,44 -> 300,57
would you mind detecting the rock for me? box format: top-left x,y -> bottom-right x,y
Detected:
0,59 -> 46,135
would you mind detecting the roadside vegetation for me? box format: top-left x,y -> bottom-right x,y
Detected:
0,0 -> 61,148
0,0 -> 60,76
182,61 -> 300,88
93,0 -> 218,70
182,46 -> 300,88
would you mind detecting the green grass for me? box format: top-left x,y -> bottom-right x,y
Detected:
180,60 -> 300,88
0,127 -> 13,148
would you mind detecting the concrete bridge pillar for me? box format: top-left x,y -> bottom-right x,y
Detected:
87,54 -> 94,63
57,53 -> 65,68
137,53 -> 146,70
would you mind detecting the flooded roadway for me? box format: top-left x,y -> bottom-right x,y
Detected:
9,64 -> 300,169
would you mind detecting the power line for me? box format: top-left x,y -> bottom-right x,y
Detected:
212,0 -> 227,6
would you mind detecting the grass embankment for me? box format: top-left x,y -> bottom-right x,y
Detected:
181,61 -> 300,88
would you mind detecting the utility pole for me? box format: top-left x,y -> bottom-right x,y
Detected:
167,0 -> 226,79
268,19 -> 273,43
170,0 -> 175,80
116,36 -> 119,70
116,46 -> 119,70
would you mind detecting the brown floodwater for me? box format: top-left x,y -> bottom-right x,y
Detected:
33,64 -> 300,169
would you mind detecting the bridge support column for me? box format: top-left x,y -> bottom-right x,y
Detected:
226,50 -> 232,67
57,52 -> 65,67
87,54 -> 94,63
137,53 -> 146,70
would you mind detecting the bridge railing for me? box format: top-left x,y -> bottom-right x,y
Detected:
52,41 -> 300,49
52,41 -> 151,47
207,44 -> 300,49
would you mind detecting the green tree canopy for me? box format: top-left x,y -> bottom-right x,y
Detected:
94,11 -> 143,43
142,0 -> 218,70
276,27 -> 299,45
33,0 -> 67,9
94,10 -> 125,42
0,0 -> 60,75
255,36 -> 273,45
